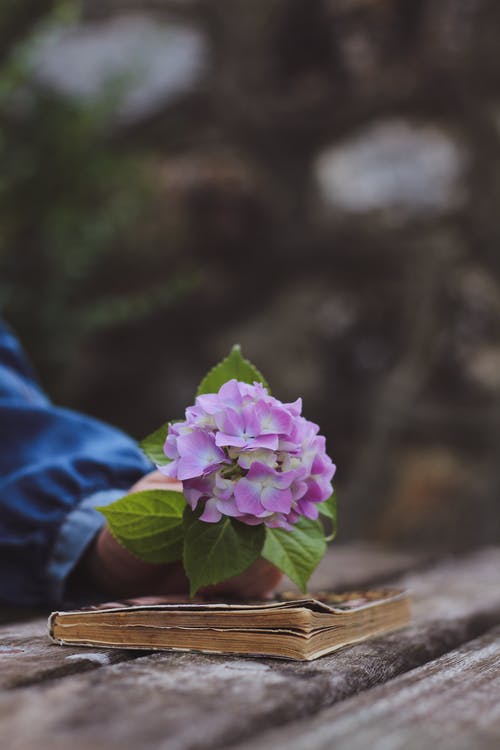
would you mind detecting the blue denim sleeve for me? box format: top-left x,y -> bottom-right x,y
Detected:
0,321 -> 153,606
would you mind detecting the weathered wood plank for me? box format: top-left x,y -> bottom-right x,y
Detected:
233,626 -> 500,750
0,627 -> 138,690
0,548 -> 499,750
0,543 -> 423,690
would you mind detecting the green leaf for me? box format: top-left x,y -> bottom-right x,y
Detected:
317,491 -> 337,521
139,422 -> 171,466
97,490 -> 186,564
262,517 -> 326,593
196,344 -> 270,396
183,507 -> 266,595
318,492 -> 337,542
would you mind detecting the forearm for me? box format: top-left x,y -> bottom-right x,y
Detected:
0,394 -> 151,606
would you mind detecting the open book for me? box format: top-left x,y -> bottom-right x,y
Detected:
49,589 -> 410,661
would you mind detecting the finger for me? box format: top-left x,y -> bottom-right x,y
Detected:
200,559 -> 283,600
91,527 -> 281,601
89,527 -> 184,596
129,470 -> 183,494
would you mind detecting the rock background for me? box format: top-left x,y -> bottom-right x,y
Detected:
3,0 -> 500,552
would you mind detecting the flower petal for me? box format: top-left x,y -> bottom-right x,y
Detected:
214,497 -> 243,517
163,434 -> 180,460
271,469 -> 298,490
158,460 -> 179,479
218,379 -> 243,410
283,397 -> 302,417
214,407 -> 244,437
246,434 -> 279,450
237,449 -> 277,470
214,475 -> 235,501
246,461 -> 275,482
291,479 -> 308,501
256,401 -> 293,436
297,498 -> 320,520
183,475 -> 214,508
215,432 -> 247,448
301,477 -> 332,504
199,498 -> 222,523
176,430 -> 227,480
234,477 -> 266,515
265,515 -> 294,531
195,393 -> 221,415
261,486 -> 292,513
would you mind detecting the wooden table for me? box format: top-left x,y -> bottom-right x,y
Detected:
1,544 -> 500,750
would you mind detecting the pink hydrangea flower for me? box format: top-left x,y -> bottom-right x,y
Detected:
160,379 -> 336,529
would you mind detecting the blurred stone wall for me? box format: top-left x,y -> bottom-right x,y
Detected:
28,0 -> 500,551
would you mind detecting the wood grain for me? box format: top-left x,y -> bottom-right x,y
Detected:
0,617 -> 139,690
0,543 -> 422,689
0,547 -> 499,750
233,625 -> 500,750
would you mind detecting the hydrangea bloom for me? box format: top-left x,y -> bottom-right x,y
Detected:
160,380 -> 335,529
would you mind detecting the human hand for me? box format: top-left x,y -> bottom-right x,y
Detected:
83,471 -> 282,600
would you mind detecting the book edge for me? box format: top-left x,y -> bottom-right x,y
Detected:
48,603 -> 411,661
49,588 -> 408,621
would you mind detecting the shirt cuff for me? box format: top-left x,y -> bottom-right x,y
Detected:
45,487 -> 127,605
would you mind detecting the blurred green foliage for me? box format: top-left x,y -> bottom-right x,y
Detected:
0,1 -> 194,392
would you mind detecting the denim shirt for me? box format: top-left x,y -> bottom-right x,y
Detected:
0,321 -> 152,606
